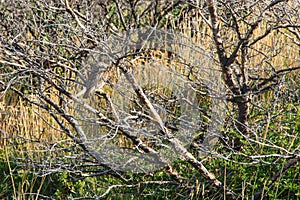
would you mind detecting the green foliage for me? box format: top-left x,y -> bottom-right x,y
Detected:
1,0 -> 300,199
1,75 -> 299,200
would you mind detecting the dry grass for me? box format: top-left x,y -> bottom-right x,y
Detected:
1,12 -> 298,162
0,7 -> 299,198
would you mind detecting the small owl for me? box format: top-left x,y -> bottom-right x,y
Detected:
83,64 -> 108,98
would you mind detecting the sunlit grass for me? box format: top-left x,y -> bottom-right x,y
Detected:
1,3 -> 300,198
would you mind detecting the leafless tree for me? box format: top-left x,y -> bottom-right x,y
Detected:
1,0 -> 299,199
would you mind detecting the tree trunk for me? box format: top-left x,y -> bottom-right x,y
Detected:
234,96 -> 250,150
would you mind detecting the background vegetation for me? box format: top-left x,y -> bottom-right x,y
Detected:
0,0 -> 300,199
